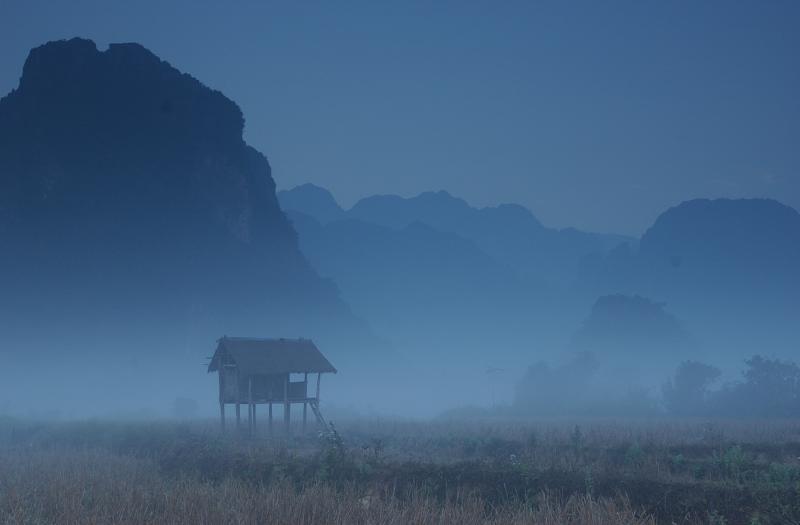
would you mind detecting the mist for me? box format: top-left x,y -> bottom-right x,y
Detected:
1,3 -> 799,521
0,36 -> 797,422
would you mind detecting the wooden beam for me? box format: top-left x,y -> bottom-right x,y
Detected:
268,402 -> 273,436
248,377 -> 253,436
303,402 -> 308,433
284,375 -> 290,433
316,373 -> 321,400
218,367 -> 225,431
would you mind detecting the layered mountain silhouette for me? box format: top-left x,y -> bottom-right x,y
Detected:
281,186 -> 799,366
281,184 -> 630,285
285,209 -> 537,357
580,198 -> 800,356
583,198 -> 800,289
2,38 -> 797,414
278,184 -> 636,358
278,183 -> 346,225
0,39 -> 365,366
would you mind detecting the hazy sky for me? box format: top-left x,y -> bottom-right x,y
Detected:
1,1 -> 798,235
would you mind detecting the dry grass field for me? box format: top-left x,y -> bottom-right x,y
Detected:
1,417 -> 799,524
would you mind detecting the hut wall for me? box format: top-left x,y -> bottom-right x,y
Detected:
221,367 -> 238,402
247,374 -> 289,401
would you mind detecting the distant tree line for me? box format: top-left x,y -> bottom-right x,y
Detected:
663,356 -> 800,418
514,354 -> 800,418
514,352 -> 659,417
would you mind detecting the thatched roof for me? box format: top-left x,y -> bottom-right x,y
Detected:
207,337 -> 337,375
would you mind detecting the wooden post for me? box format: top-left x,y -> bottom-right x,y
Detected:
218,368 -> 225,431
248,377 -> 253,436
235,403 -> 241,430
303,372 -> 309,433
253,403 -> 257,432
268,402 -> 273,436
284,375 -> 290,433
316,373 -> 321,400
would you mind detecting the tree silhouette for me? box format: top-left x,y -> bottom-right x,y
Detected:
663,361 -> 720,416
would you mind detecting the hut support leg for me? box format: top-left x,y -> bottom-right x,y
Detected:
220,402 -> 225,431
268,403 -> 273,436
248,377 -> 253,436
303,402 -> 308,433
252,404 -> 256,432
235,403 -> 241,430
283,376 -> 290,435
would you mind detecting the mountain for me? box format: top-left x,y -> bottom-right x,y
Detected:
580,198 -> 800,357
278,186 -> 633,358
572,294 -> 689,354
0,39 -> 368,413
349,190 -> 512,232
281,187 -> 633,285
278,183 -> 345,224
285,209 -> 539,359
570,294 -> 693,379
281,186 -> 800,370
640,198 -> 800,281
349,191 -> 633,285
513,295 -> 693,416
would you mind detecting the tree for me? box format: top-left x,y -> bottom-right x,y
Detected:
718,356 -> 800,417
663,361 -> 720,416
514,352 -> 599,416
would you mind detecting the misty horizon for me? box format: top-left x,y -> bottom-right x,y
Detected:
0,35 -> 797,421
0,6 -> 798,521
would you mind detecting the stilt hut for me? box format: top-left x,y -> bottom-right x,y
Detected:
207,337 -> 336,433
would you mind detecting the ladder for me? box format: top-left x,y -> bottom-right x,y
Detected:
309,398 -> 327,427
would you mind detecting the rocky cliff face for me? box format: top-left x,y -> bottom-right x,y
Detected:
1,38 -> 290,249
0,38 -> 359,358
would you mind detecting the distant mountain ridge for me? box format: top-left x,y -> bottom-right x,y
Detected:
278,183 -> 346,225
350,190 -> 544,232
580,197 -> 800,356
281,185 -> 800,363
640,198 -> 800,274
583,197 -> 800,297
277,184 -> 638,360
283,207 -> 537,358
279,184 -> 632,285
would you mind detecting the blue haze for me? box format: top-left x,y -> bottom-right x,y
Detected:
1,1 -> 798,235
